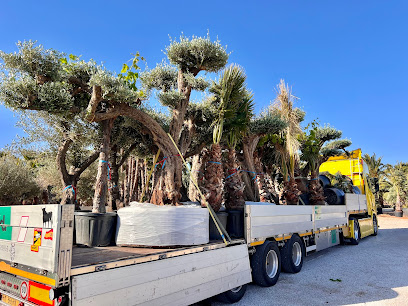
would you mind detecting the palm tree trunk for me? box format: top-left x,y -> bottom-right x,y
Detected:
203,143 -> 223,212
309,169 -> 325,204
254,151 -> 270,202
224,149 -> 245,210
396,189 -> 402,212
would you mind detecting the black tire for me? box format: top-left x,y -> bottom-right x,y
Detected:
250,241 -> 281,287
372,214 -> 378,236
349,217 -> 360,245
339,231 -> 346,245
377,207 -> 383,215
281,235 -> 305,273
216,284 -> 247,304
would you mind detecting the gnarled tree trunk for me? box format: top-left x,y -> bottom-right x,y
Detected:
254,151 -> 271,202
242,135 -> 261,201
188,154 -> 203,202
93,118 -> 115,213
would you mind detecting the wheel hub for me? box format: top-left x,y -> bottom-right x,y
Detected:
292,241 -> 302,266
265,249 -> 278,278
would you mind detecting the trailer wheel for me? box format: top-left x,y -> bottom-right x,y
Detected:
349,217 -> 360,245
250,241 -> 281,287
216,284 -> 247,304
372,215 -> 378,236
281,235 -> 304,273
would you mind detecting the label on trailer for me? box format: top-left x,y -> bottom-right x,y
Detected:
31,228 -> 42,252
44,229 -> 53,241
314,206 -> 322,220
0,207 -> 12,240
331,230 -> 337,243
17,216 -> 29,243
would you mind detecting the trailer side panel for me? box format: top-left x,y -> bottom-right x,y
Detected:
71,244 -> 251,306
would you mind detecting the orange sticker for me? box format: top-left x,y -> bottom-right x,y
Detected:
31,228 -> 42,252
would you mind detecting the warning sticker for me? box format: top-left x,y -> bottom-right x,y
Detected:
44,229 -> 53,241
31,228 -> 42,252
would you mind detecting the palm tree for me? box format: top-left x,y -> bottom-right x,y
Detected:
204,64 -> 248,212
223,92 -> 254,209
270,80 -> 302,204
362,153 -> 385,179
362,153 -> 385,210
385,163 -> 406,214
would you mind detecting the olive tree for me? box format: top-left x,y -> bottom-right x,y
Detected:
0,41 -> 139,212
300,124 -> 352,204
86,34 -> 229,205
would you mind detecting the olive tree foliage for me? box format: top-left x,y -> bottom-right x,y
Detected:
86,34 -> 229,205
0,153 -> 40,204
0,41 -> 139,207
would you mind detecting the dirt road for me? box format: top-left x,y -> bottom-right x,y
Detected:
215,215 -> 408,306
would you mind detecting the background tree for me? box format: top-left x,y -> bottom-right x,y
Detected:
362,153 -> 385,209
384,163 -> 407,213
0,152 -> 40,204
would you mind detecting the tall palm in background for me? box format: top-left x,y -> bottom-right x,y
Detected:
384,162 -> 406,213
204,65 -> 248,212
362,153 -> 385,209
270,80 -> 302,204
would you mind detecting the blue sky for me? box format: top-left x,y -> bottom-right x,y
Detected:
0,1 -> 407,164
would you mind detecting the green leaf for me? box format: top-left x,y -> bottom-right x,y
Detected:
121,63 -> 129,73
60,58 -> 68,65
69,54 -> 78,61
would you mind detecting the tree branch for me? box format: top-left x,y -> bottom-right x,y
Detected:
117,142 -> 138,167
73,150 -> 100,178
56,138 -> 73,185
85,85 -> 103,122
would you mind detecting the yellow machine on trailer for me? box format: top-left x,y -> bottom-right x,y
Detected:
320,149 -> 378,244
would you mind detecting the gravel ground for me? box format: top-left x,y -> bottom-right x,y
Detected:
212,214 -> 408,306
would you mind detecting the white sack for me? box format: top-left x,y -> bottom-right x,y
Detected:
116,202 -> 209,246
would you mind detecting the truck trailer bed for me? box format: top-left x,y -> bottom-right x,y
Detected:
71,240 -> 243,276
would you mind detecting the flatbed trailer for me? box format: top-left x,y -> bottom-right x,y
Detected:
0,188 -> 377,306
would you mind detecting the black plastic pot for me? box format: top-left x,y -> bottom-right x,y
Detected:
319,175 -> 331,188
227,210 -> 244,239
209,212 -> 228,240
299,193 -> 310,205
74,211 -> 117,247
324,188 -> 345,205
352,186 -> 361,194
